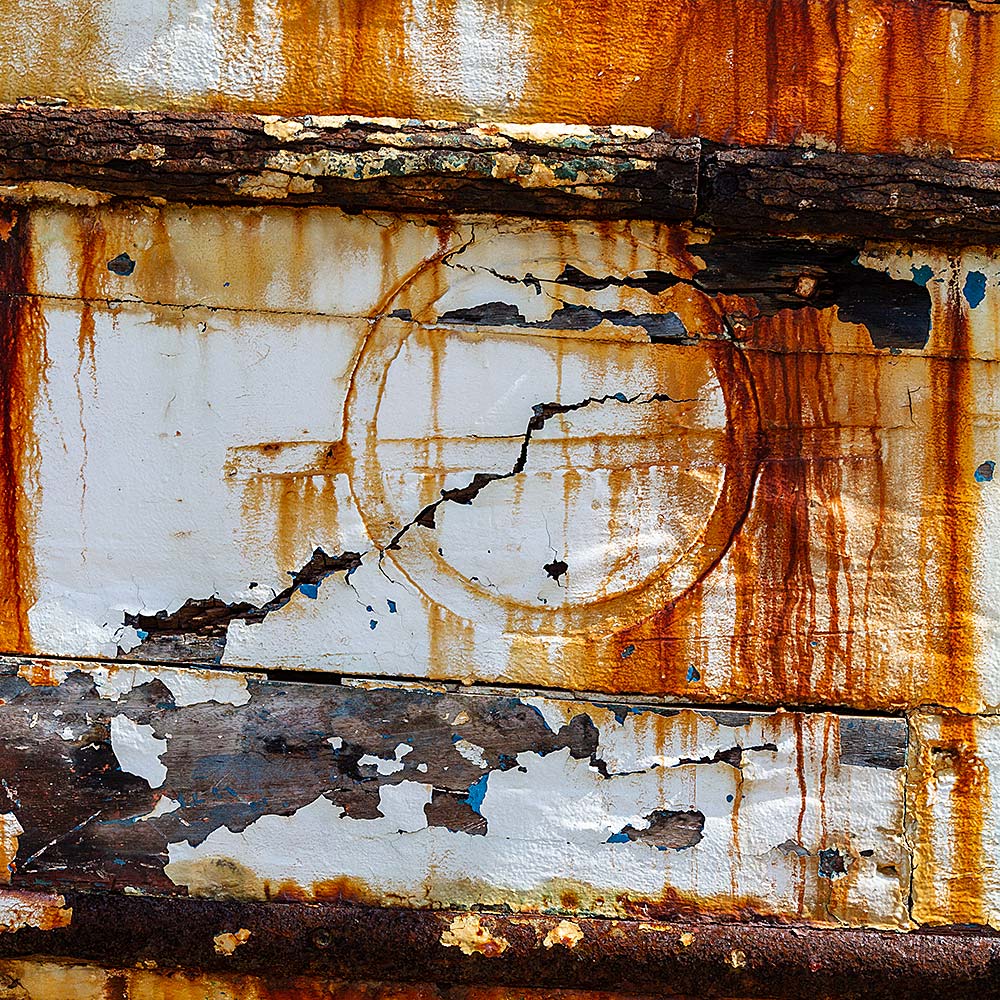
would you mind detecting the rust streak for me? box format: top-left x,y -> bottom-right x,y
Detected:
0,208 -> 43,654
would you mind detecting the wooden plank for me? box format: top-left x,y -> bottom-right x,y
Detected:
0,109 -> 701,221
5,108 -> 1000,241
0,201 -> 998,711
0,658 -> 909,929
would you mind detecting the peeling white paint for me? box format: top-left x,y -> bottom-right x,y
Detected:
110,715 -> 168,789
359,743 -> 413,775
164,707 -> 909,927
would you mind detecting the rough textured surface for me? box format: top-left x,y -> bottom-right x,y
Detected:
1,898 -> 1000,999
6,109 -> 1000,241
4,1 -> 1000,159
0,659 -> 909,927
0,201 -> 998,712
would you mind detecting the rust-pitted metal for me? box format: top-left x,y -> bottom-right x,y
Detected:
0,893 -> 998,1000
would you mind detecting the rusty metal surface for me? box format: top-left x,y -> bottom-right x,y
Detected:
2,1 -> 1000,160
0,892 -> 997,1000
0,962 -> 717,1000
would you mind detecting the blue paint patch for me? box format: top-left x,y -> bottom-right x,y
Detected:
606,831 -> 630,844
366,605 -> 374,612
464,774 -> 489,814
686,665 -> 701,683
136,629 -> 148,640
726,794 -> 734,803
964,270 -> 988,309
299,583 -> 319,599
609,704 -> 632,724
911,264 -> 934,286
387,599 -> 397,613
614,392 -> 628,402
369,619 -> 378,630
621,644 -> 635,659
976,460 -> 996,483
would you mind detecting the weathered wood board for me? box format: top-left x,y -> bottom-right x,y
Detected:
0,655 -> 999,935
0,659 -> 909,929
0,202 -> 998,712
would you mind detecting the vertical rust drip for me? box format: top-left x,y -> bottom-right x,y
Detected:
930,714 -> 989,924
924,266 -> 979,710
0,208 -> 44,652
75,211 -> 106,545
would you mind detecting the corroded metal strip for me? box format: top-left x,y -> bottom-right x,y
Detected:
3,108 -> 1000,241
0,893 -> 997,1000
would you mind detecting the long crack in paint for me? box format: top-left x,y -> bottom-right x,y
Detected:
383,390 -> 693,553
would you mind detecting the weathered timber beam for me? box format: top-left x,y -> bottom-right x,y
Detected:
0,108 -> 700,221
2,106 -> 1000,242
0,892 -> 997,1000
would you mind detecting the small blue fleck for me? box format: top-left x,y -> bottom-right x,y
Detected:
299,583 -> 319,599
387,599 -> 397,613
726,794 -> 734,803
606,831 -> 630,844
614,392 -> 628,402
964,271 -> 988,310
686,665 -> 701,683
911,264 -> 934,286
975,460 -> 996,483
136,629 -> 148,640
224,281 -> 230,287
369,619 -> 378,630
621,644 -> 635,659
464,774 -> 489,814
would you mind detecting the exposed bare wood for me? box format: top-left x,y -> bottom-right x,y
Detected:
2,108 -> 1000,243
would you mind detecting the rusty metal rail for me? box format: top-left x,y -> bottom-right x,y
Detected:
0,893 -> 996,1000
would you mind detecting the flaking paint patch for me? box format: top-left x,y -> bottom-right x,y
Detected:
543,919 -> 584,948
440,913 -> 510,956
110,714 -> 168,789
161,706 -> 908,927
0,814 -> 22,884
16,660 -> 253,707
213,927 -> 251,955
0,891 -> 71,932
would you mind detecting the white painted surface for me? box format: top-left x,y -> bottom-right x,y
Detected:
12,202 -> 1000,714
110,715 -> 169,788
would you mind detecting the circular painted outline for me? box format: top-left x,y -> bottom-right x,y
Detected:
344,254 -> 761,634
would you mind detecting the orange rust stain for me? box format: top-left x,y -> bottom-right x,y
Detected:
0,208 -> 45,654
16,660 -> 61,686
922,714 -> 990,924
920,265 -> 980,711
4,1 -> 1000,157
74,211 -> 107,538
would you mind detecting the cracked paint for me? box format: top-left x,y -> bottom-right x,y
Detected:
0,204 -> 998,715
0,662 -> 912,927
